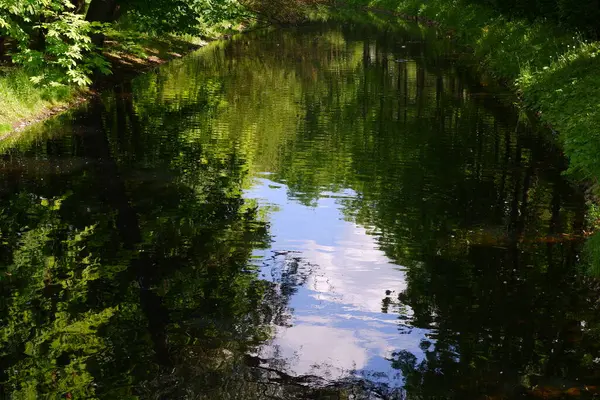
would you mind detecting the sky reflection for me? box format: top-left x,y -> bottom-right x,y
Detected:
246,177 -> 430,385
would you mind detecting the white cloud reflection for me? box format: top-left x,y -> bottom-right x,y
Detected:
246,179 -> 430,384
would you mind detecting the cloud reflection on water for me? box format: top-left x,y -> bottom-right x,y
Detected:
246,178 -> 430,385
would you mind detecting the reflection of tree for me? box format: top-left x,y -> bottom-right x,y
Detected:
0,47 -> 404,397
279,22 -> 600,399
148,16 -> 600,398
124,18 -> 598,398
1,15 -> 599,400
0,73 -> 275,397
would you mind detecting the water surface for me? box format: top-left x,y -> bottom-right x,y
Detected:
1,18 -> 600,399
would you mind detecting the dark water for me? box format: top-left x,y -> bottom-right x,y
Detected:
1,18 -> 600,399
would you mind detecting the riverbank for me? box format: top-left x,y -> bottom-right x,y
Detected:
0,23 -> 255,137
0,35 -> 200,136
334,0 -> 600,270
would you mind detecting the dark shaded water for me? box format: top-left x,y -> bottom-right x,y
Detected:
1,18 -> 600,399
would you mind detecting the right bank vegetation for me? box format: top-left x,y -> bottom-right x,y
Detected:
338,0 -> 600,271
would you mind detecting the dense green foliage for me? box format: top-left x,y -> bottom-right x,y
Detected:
478,0 -> 600,36
0,0 -> 250,87
0,0 -> 109,85
121,0 -> 248,35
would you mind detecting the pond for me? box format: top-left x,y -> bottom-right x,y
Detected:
1,16 -> 600,399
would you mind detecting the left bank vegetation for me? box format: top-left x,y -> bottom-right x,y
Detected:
0,0 -> 265,134
0,0 -> 332,134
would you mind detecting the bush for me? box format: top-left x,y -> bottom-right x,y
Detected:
240,0 -> 328,23
476,0 -> 600,36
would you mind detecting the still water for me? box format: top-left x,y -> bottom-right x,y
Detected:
1,17 -> 600,399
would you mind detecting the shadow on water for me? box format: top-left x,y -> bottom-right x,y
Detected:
0,14 -> 600,400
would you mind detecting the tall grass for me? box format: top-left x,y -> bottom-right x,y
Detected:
0,68 -> 76,134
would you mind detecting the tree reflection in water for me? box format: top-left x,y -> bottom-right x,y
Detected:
0,14 -> 599,400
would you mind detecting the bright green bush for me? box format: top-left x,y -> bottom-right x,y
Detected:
0,0 -> 251,87
1,1 -> 111,85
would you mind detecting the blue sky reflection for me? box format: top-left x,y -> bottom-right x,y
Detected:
245,177 -> 431,386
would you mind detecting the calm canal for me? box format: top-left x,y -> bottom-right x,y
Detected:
1,17 -> 599,399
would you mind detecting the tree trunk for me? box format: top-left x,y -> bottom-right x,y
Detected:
85,0 -> 119,47
32,16 -> 47,51
79,98 -> 172,367
74,0 -> 88,14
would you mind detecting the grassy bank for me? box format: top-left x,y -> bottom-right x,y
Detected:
0,69 -> 77,135
0,20 -> 252,136
0,35 -> 195,136
337,0 -> 600,270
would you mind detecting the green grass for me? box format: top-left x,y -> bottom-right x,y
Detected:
0,67 -> 77,133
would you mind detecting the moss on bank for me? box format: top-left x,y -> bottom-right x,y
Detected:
336,0 -> 600,272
